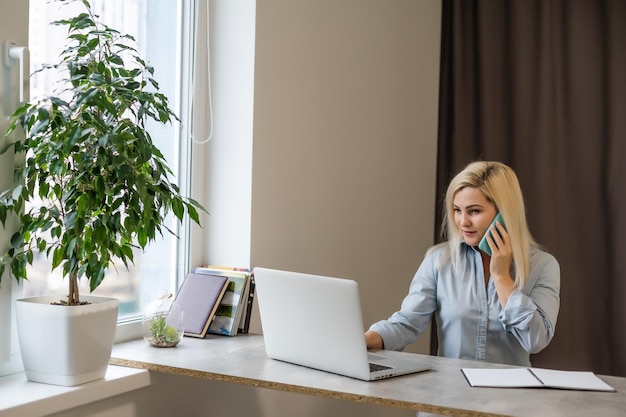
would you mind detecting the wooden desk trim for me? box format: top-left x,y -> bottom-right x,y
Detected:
109,357 -> 473,416
109,357 -> 455,414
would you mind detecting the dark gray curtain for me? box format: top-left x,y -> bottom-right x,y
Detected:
436,0 -> 626,376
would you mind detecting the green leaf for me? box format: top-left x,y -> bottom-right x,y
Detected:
51,226 -> 62,239
109,54 -> 124,66
95,176 -> 105,196
172,198 -> 184,221
76,88 -> 100,106
77,194 -> 89,214
187,204 -> 200,224
66,238 -> 77,257
137,228 -> 147,248
39,182 -> 50,198
64,211 -> 77,229
51,160 -> 64,176
88,252 -> 98,268
90,265 -> 105,292
188,197 -> 207,211
30,118 -> 49,136
52,247 -> 64,269
10,232 -> 23,249
93,225 -> 107,242
121,244 -> 134,262
68,33 -> 87,42
11,255 -> 27,280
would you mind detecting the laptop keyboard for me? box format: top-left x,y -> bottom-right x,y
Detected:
369,363 -> 393,372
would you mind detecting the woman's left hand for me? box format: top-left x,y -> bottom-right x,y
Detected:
486,221 -> 515,305
486,220 -> 513,276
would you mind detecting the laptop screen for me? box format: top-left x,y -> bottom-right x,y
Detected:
253,267 -> 373,380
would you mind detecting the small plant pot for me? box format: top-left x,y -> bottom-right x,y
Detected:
142,297 -> 184,348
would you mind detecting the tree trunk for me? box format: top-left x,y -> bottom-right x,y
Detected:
68,271 -> 80,305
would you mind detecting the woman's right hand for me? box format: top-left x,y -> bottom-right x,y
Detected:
365,330 -> 384,349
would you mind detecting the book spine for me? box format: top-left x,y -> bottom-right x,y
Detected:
238,274 -> 255,334
199,278 -> 230,338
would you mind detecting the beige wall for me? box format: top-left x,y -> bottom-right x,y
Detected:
249,0 -> 441,356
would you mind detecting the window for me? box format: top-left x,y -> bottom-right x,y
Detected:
26,0 -> 195,322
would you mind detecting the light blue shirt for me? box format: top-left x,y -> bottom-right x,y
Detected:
369,243 -> 560,366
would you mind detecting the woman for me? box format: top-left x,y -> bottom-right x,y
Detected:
365,161 -> 560,366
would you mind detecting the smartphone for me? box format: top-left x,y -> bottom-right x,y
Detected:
478,212 -> 506,256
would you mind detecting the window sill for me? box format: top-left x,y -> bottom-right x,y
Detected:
0,365 -> 150,417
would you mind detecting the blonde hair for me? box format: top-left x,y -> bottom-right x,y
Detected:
439,161 -> 538,288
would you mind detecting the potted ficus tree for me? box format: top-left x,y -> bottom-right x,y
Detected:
0,0 -> 203,386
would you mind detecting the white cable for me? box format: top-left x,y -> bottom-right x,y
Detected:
191,0 -> 213,144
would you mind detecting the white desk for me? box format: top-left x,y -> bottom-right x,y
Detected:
110,334 -> 626,417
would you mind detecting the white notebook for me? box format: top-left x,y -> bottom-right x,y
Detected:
461,367 -> 616,392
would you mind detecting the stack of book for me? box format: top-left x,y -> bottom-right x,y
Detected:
192,265 -> 255,336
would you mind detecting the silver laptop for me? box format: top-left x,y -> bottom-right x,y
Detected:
253,267 -> 430,381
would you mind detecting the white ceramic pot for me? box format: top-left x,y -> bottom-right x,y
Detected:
15,295 -> 119,386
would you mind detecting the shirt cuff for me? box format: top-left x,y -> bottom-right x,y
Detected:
499,290 -> 533,330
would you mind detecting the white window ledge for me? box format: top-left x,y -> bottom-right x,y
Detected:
0,365 -> 150,417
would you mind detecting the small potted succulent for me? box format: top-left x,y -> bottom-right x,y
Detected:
142,295 -> 184,348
